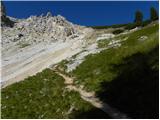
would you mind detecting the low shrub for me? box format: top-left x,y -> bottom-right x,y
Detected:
141,20 -> 151,27
125,23 -> 137,30
112,29 -> 124,34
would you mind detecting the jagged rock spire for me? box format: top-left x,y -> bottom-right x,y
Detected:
1,1 -> 14,27
1,1 -> 6,17
46,11 -> 52,17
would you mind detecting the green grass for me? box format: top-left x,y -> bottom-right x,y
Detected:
98,38 -> 111,48
98,24 -> 158,48
91,23 -> 128,29
72,24 -> 159,92
91,20 -> 152,30
57,59 -> 69,71
71,23 -> 159,118
1,69 -> 109,119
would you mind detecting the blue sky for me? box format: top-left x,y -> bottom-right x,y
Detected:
3,1 -> 159,26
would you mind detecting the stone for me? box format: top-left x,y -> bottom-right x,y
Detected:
46,12 -> 52,17
138,36 -> 148,41
1,1 -> 14,27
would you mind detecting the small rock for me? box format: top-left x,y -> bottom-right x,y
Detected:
138,36 -> 148,41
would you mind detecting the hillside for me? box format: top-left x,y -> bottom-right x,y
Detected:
1,11 -> 94,88
69,23 -> 159,118
2,20 -> 159,118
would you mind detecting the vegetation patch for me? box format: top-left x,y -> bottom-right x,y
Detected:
72,24 -> 158,91
71,23 -> 159,118
91,23 -> 127,29
1,69 -> 109,119
112,29 -> 124,34
98,39 -> 111,48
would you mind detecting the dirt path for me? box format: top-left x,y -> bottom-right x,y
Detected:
54,70 -> 129,119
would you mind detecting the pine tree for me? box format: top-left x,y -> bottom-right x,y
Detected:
134,10 -> 143,26
150,7 -> 158,21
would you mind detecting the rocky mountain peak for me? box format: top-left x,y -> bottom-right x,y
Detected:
1,2 -> 94,48
2,10 -> 91,46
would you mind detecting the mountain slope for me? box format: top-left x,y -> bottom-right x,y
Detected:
2,22 -> 158,118
1,12 -> 94,88
66,23 -> 159,118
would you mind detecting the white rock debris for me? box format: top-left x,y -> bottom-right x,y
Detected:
66,43 -> 108,72
96,33 -> 115,41
66,36 -> 128,72
1,12 -> 94,87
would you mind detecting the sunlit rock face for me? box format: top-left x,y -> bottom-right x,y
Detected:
2,12 -> 85,45
1,2 -> 94,87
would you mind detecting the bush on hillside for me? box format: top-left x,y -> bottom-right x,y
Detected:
141,20 -> 151,27
112,29 -> 124,34
125,20 -> 151,30
150,7 -> 158,21
125,23 -> 137,30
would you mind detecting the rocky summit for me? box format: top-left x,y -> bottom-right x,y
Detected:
2,12 -> 91,46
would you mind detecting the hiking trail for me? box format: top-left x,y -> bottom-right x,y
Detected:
52,68 -> 129,119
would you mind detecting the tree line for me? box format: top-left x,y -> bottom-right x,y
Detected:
134,7 -> 158,26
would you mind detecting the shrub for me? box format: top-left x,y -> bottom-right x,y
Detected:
150,7 -> 158,21
141,20 -> 151,27
125,23 -> 137,30
112,29 -> 124,34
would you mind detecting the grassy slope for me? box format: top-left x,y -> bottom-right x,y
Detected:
71,24 -> 159,118
72,24 -> 158,91
1,69 -> 109,119
91,23 -> 127,29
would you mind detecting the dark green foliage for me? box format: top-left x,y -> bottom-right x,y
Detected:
91,23 -> 128,29
1,16 -> 15,27
70,108 -> 110,118
125,23 -> 137,30
141,20 -> 151,27
134,10 -> 143,26
125,20 -> 152,30
150,7 -> 158,21
1,1 -> 14,27
112,29 -> 124,34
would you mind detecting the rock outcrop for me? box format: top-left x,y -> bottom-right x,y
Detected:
2,11 -> 92,46
1,2 -> 94,87
1,1 -> 14,27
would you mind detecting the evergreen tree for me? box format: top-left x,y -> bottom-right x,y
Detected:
134,10 -> 143,26
150,7 -> 158,21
